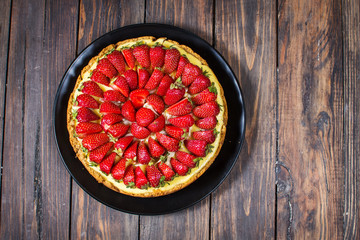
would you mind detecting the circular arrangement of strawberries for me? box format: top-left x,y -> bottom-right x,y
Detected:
71,40 -> 223,191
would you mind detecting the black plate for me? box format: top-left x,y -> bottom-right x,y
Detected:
54,23 -> 245,215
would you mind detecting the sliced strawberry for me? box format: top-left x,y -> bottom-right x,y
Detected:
157,75 -> 174,96
124,69 -> 138,90
104,90 -> 125,102
135,166 -> 148,189
138,68 -> 150,88
75,107 -> 99,123
165,125 -> 186,140
158,162 -> 175,181
148,137 -> 165,157
123,165 -> 135,186
123,141 -> 138,160
147,115 -> 165,132
193,101 -> 220,118
100,101 -> 121,114
146,94 -> 165,114
137,141 -> 151,164
100,152 -> 116,175
193,130 -> 216,143
192,88 -> 217,105
195,116 -> 217,129
76,94 -> 99,109
164,86 -> 185,105
131,123 -> 150,139
150,46 -> 166,68
164,48 -> 180,74
156,132 -> 179,152
146,165 -> 163,187
112,75 -> 130,97
176,151 -> 196,168
81,81 -> 104,98
188,75 -> 211,95
89,142 -> 113,163
168,114 -> 195,128
107,123 -> 129,138
165,98 -> 193,116
175,56 -> 189,79
136,107 -> 155,127
133,44 -> 150,68
96,58 -> 118,79
82,133 -> 109,151
121,101 -> 136,122
184,140 -> 207,157
181,63 -> 202,87
122,48 -> 136,69
114,136 -> 134,151
145,68 -> 164,90
91,69 -> 110,86
107,50 -> 126,75
170,158 -> 188,176
75,122 -> 102,138
129,89 -> 149,109
111,158 -> 127,180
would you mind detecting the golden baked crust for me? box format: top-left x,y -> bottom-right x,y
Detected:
67,36 -> 228,197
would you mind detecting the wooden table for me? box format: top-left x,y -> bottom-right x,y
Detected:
1,0 -> 358,239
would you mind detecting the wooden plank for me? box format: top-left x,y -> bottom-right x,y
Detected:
139,0 -> 212,239
277,0 -> 343,238
0,0 -> 78,238
211,0 -> 276,239
342,0 -> 360,238
70,1 -> 144,239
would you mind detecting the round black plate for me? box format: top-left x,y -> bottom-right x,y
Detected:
54,23 -> 245,215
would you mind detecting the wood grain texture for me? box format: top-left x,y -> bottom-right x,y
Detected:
70,1 -> 144,238
342,0 -> 360,238
211,0 -> 276,239
277,0 -> 343,238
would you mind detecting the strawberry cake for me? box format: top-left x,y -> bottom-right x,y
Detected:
67,36 -> 227,197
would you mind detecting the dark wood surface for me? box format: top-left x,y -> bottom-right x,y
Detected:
0,0 -> 358,239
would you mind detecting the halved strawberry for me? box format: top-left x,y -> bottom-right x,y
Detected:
170,158 -> 188,176
112,75 -> 130,97
82,133 -> 109,151
165,125 -> 186,140
100,152 -> 116,175
89,142 -> 113,163
164,48 -> 180,74
76,94 -> 99,109
123,165 -> 135,186
133,44 -> 150,68
122,48 -> 136,69
96,58 -> 118,79
175,56 -> 189,79
193,101 -> 220,118
168,114 -> 195,128
104,90 -> 125,102
123,141 -> 138,160
164,86 -> 185,105
75,122 -> 102,138
148,137 -> 165,157
138,68 -> 150,88
147,115 -> 165,132
137,141 -> 151,164
131,123 -> 150,139
150,46 -> 165,68
81,81 -> 104,98
124,69 -> 138,90
75,107 -> 99,123
107,50 -> 126,75
157,75 -> 174,96
100,101 -> 121,114
107,123 -> 129,138
175,151 -> 196,168
193,130 -> 216,143
181,63 -> 202,86
91,69 -> 110,86
146,94 -> 165,114
184,140 -> 207,157
146,165 -> 163,187
156,132 -> 179,152
111,158 -> 127,180
188,75 -> 211,95
192,88 -> 217,105
145,68 -> 164,90
195,116 -> 217,129
158,162 -> 175,181
129,89 -> 149,109
165,98 -> 193,116
136,107 -> 155,127
135,166 -> 149,189
121,101 -> 136,122
114,136 -> 134,151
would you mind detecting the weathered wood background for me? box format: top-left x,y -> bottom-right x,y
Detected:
0,0 -> 358,239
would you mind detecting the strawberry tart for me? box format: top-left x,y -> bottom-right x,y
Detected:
67,36 -> 227,197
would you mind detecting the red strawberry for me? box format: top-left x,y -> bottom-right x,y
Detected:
129,89 -> 149,109
145,68 -> 164,90
175,56 -> 189,79
193,101 -> 220,118
168,114 -> 195,128
131,123 -> 151,139
104,90 -> 125,102
165,98 -> 193,116
100,152 -> 116,175
157,75 -> 174,96
188,75 -> 211,95
76,94 -> 99,109
164,48 -> 180,74
192,88 -> 217,105
135,166 -> 148,189
164,86 -> 185,105
82,133 -> 109,151
81,81 -> 104,98
121,101 -> 136,122
75,107 -> 99,123
137,141 -> 151,164
165,125 -> 186,140
91,69 -> 110,86
181,63 -> 202,86
148,137 -> 165,157
89,142 -> 113,163
146,94 -> 165,114
193,130 -> 216,143
150,46 -> 166,68
124,69 -> 138,90
176,151 -> 196,168
107,50 -> 126,75
184,140 -> 207,157
107,123 -> 130,138
97,58 -> 118,78
156,132 -> 179,152
114,136 -> 134,151
112,75 -> 129,97
100,101 -> 121,114
136,107 -> 155,127
122,48 -> 136,69
138,68 -> 150,88
123,165 -> 135,186
133,44 -> 150,68
147,115 -> 165,132
170,158 -> 188,176
195,116 -> 217,129
111,158 -> 127,180
124,141 -> 138,160
75,122 -> 102,138
146,165 -> 163,187
158,162 -> 175,181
